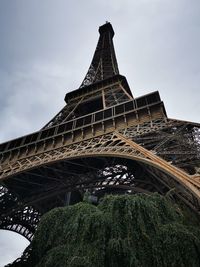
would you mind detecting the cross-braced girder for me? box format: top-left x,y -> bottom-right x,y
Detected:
120,120 -> 200,174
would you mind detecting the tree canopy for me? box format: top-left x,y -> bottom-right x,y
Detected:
8,193 -> 200,267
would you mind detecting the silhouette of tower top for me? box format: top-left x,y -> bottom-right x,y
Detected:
80,22 -> 119,87
99,21 -> 115,37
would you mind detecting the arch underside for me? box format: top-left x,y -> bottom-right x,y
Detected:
1,152 -> 199,240
0,185 -> 39,241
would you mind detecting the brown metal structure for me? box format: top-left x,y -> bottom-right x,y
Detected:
0,22 -> 200,242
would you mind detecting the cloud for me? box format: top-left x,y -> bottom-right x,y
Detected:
0,62 -> 71,142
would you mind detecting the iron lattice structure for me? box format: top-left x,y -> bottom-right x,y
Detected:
0,23 -> 200,243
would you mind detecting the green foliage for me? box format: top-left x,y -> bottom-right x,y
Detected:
8,194 -> 200,267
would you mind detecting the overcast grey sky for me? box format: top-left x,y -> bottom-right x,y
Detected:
0,0 -> 200,265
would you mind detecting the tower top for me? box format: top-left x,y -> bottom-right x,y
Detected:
80,22 -> 119,87
99,22 -> 114,38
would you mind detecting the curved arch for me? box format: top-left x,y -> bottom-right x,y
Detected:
1,152 -> 200,241
53,151 -> 200,209
7,154 -> 200,209
1,224 -> 34,241
2,137 -> 200,210
0,186 -> 40,241
1,131 -> 200,197
0,208 -> 39,242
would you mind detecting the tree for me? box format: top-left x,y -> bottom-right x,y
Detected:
8,193 -> 200,267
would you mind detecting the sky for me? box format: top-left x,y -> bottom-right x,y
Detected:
0,0 -> 199,265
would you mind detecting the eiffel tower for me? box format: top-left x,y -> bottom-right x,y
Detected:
1,22 -> 200,242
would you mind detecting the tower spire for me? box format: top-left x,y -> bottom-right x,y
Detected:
80,22 -> 119,87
